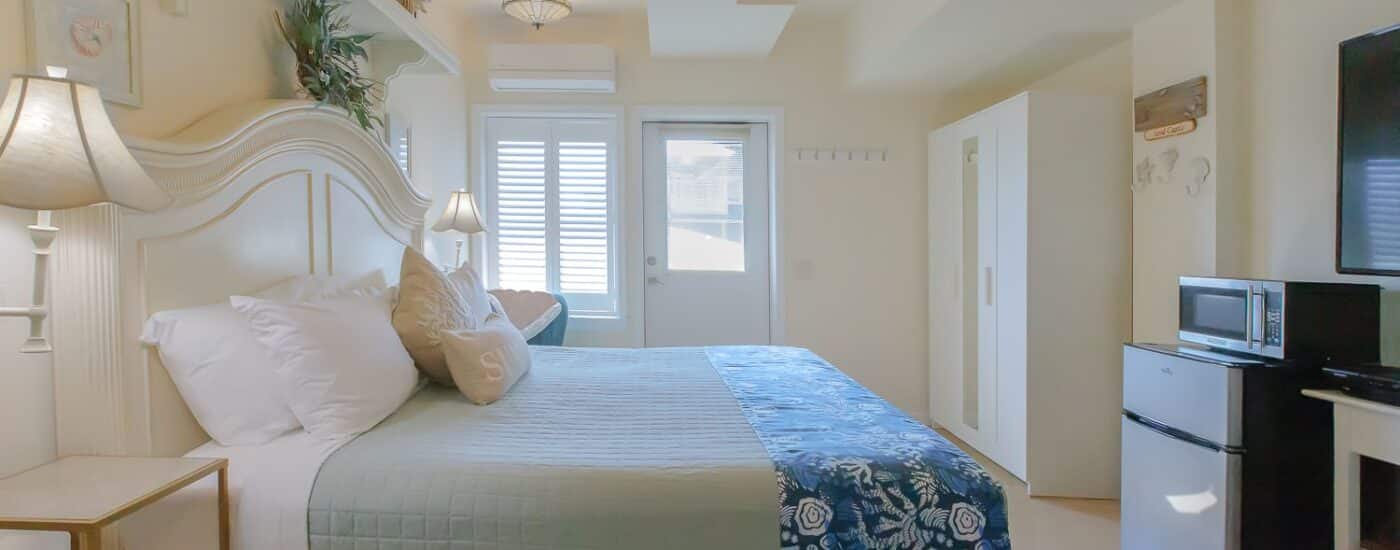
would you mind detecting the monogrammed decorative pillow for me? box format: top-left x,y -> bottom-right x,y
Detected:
392,247 -> 471,384
441,314 -> 532,405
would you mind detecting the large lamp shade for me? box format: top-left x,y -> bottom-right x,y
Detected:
0,75 -> 171,212
433,190 -> 487,234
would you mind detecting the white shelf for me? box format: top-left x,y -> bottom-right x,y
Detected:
344,0 -> 461,80
1302,389 -> 1400,419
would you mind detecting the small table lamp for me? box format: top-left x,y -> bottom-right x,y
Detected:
0,69 -> 172,352
432,190 -> 486,269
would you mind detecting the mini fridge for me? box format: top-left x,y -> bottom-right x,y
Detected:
1121,343 -> 1334,550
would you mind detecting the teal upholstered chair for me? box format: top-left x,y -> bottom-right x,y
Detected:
526,294 -> 568,346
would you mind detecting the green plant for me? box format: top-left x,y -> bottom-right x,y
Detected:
277,0 -> 383,132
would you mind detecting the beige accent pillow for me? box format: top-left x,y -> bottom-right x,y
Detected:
442,314 -> 532,405
392,247 -> 471,385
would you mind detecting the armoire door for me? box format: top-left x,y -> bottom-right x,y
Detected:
928,115 -> 999,457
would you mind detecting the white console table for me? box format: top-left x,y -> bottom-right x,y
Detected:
1302,389 -> 1400,550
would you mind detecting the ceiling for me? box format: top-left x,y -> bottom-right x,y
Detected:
647,0 -> 797,58
469,0 -> 858,16
469,0 -> 1179,95
845,0 -> 1179,94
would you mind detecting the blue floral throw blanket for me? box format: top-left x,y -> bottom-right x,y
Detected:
706,347 -> 1012,550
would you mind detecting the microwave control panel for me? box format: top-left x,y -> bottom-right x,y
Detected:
1264,289 -> 1283,347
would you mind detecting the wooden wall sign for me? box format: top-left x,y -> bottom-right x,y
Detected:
1134,76 -> 1207,132
1145,119 -> 1197,141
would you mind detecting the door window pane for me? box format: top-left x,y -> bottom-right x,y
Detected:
665,139 -> 745,272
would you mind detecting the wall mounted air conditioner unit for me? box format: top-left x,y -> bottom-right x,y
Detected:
488,44 -> 616,93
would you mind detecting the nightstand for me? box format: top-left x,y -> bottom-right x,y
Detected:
0,456 -> 228,550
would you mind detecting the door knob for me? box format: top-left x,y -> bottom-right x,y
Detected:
646,256 -> 658,266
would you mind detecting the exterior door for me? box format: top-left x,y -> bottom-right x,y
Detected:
642,123 -> 771,346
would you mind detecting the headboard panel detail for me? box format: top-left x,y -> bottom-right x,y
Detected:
52,100 -> 429,457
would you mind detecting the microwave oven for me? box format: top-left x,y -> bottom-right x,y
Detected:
1178,277 -> 1381,362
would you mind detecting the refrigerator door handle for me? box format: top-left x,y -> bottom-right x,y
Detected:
1123,410 -> 1244,455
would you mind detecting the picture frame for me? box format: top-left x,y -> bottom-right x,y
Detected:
26,0 -> 143,106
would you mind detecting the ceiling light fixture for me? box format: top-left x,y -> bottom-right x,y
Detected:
502,0 -> 572,29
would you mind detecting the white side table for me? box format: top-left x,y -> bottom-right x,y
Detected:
1302,389 -> 1400,550
0,456 -> 228,550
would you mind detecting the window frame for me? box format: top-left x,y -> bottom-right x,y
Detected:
471,106 -> 625,322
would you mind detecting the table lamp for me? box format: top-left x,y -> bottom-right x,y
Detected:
0,68 -> 172,352
432,190 -> 486,269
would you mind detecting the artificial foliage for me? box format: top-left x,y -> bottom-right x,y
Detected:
277,0 -> 384,132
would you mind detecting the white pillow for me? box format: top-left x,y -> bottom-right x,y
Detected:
137,274 -> 386,446
231,292 -> 418,440
141,303 -> 299,446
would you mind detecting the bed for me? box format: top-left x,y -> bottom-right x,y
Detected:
46,100 -> 1010,550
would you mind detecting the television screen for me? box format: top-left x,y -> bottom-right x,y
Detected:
1338,24 -> 1400,275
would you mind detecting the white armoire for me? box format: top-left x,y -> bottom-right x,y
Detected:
928,91 -> 1131,499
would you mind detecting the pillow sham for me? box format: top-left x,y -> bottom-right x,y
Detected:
441,313 -> 532,405
448,262 -> 493,328
255,271 -> 386,302
392,248 -> 492,384
138,273 -> 388,446
141,303 -> 299,446
232,291 -> 418,440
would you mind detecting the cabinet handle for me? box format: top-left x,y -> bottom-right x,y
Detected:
984,267 -> 993,306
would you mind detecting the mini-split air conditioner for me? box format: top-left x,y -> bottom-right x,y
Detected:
487,44 -> 616,93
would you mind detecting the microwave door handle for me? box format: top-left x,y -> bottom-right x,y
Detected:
1248,286 -> 1260,347
1251,289 -> 1266,349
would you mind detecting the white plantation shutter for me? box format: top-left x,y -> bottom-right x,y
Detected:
394,130 -> 411,176
1363,159 -> 1400,270
558,139 -> 610,295
495,137 -> 549,291
484,117 -> 619,317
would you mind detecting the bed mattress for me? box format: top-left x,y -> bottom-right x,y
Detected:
307,346 -> 780,550
305,346 -> 1011,550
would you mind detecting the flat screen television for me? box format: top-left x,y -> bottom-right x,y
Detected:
1338,24 -> 1400,275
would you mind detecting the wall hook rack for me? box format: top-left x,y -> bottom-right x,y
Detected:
795,147 -> 888,162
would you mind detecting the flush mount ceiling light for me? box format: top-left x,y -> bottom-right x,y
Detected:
502,0 -> 572,29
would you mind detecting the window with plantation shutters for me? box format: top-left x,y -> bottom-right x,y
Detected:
483,116 -> 619,317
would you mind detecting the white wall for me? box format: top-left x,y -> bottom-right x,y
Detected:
1246,0 -> 1400,360
0,6 -> 947,516
1028,40 -> 1132,98
1129,0 -> 1400,357
0,0 -> 56,479
0,4 -> 60,546
0,1 -> 465,547
454,10 -> 943,417
1130,0 -> 1231,343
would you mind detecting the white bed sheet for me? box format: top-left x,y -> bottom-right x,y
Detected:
119,430 -> 348,550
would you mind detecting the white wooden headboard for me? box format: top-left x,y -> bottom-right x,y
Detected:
49,100 -> 430,457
